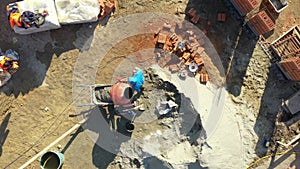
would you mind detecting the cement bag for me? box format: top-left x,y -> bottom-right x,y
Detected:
13,0 -> 61,34
55,0 -> 100,24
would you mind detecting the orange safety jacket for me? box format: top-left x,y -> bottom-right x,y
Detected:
9,13 -> 23,29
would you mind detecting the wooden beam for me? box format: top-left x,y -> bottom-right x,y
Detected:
277,35 -> 297,46
282,48 -> 300,58
290,37 -> 300,49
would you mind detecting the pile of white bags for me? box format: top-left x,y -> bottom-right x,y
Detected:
55,0 -> 100,24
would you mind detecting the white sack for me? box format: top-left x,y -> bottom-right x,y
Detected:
55,0 -> 100,24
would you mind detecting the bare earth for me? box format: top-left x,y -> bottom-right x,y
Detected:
0,0 -> 300,169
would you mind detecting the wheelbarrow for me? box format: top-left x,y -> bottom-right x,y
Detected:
78,82 -> 134,107
77,84 -> 114,107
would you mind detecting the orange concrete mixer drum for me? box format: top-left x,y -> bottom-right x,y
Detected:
110,82 -> 134,106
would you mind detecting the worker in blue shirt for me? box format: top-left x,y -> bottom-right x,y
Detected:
117,67 -> 144,93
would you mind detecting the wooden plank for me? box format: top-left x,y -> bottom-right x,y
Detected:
286,133 -> 300,147
287,40 -> 299,51
290,37 -> 300,49
291,36 -> 300,48
271,25 -> 299,45
284,49 -> 300,57
275,34 -> 297,46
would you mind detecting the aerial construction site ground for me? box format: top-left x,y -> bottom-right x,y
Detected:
0,0 -> 300,168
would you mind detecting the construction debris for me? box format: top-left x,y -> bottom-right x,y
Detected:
154,24 -> 210,84
98,0 -> 115,21
282,90 -> 300,115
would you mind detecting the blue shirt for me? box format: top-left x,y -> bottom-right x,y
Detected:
128,70 -> 144,92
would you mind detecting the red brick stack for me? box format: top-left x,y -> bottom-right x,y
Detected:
280,57 -> 300,81
248,10 -> 275,35
234,0 -> 259,15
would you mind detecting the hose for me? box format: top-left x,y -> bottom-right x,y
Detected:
246,151 -> 300,169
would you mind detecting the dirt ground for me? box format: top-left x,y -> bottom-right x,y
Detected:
0,0 -> 300,168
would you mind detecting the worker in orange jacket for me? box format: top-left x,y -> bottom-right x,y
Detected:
0,56 -> 19,72
9,12 -> 24,29
7,3 -> 29,29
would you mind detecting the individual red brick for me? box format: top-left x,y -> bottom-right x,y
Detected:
157,33 -> 167,44
200,73 -> 209,83
182,52 -> 191,60
187,8 -> 197,17
104,1 -> 114,15
191,15 -> 200,24
217,13 -> 226,22
194,56 -> 204,66
197,47 -> 205,55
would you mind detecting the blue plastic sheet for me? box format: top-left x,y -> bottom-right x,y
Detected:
128,70 -> 144,92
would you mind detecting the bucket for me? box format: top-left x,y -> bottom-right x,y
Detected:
126,122 -> 135,133
40,151 -> 64,169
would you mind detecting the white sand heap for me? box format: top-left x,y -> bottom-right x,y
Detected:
13,0 -> 61,35
55,0 -> 100,24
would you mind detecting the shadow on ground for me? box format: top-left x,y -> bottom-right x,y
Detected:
0,22 -> 97,97
81,105 -> 133,169
253,65 -> 297,157
0,113 -> 10,157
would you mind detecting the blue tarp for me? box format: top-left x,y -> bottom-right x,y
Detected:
128,70 -> 144,92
